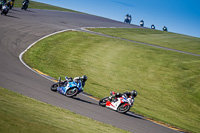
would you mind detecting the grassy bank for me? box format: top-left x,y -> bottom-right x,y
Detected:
0,87 -> 130,133
23,30 -> 200,133
88,28 -> 200,55
13,0 -> 82,13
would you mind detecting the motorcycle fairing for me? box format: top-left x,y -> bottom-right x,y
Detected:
57,81 -> 83,95
68,82 -> 77,88
106,96 -> 132,111
57,86 -> 66,95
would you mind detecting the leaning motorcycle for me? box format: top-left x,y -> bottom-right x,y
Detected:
21,1 -> 29,10
124,15 -> 131,24
99,92 -> 134,113
163,26 -> 168,31
140,20 -> 144,27
151,24 -> 155,29
51,76 -> 85,97
1,4 -> 9,15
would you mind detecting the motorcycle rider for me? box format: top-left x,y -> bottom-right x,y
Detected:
124,14 -> 131,24
60,76 -> 72,86
73,75 -> 87,88
23,0 -> 29,3
125,14 -> 129,18
151,24 -> 155,29
140,20 -> 144,27
109,90 -> 137,102
7,0 -> 14,9
58,75 -> 87,88
163,26 -> 168,31
22,0 -> 29,7
1,1 -> 9,15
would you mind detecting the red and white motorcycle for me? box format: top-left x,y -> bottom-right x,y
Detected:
99,92 -> 135,113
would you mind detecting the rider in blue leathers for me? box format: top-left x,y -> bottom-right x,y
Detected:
73,75 -> 87,91
61,75 -> 87,88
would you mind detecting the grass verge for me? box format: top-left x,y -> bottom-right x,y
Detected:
88,28 -> 200,55
23,30 -> 200,133
0,87 -> 131,133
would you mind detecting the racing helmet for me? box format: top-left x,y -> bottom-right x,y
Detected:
131,90 -> 137,97
82,75 -> 87,82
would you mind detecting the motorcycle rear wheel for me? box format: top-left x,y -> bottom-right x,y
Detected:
51,83 -> 58,92
117,103 -> 130,113
66,88 -> 79,97
99,97 -> 110,107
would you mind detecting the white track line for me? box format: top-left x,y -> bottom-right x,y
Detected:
18,28 -> 102,100
19,29 -> 76,82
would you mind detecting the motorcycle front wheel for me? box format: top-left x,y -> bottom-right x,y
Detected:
24,5 -> 28,10
51,83 -> 58,92
117,103 -> 130,113
99,97 -> 110,107
66,88 -> 79,97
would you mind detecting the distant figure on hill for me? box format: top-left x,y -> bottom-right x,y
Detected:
163,26 -> 168,31
151,24 -> 155,29
140,20 -> 144,27
124,14 -> 132,24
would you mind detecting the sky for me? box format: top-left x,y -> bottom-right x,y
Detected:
33,0 -> 200,38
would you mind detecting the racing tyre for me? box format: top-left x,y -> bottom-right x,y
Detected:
51,83 -> 58,92
66,88 -> 79,97
117,103 -> 130,113
99,97 -> 110,107
24,5 -> 28,10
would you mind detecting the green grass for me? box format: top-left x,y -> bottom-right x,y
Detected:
13,0 -> 82,13
0,87 -> 131,133
23,30 -> 200,133
88,28 -> 200,55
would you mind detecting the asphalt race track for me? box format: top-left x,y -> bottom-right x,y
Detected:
0,8 -> 181,133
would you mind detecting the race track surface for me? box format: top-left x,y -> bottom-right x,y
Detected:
0,8 -> 180,133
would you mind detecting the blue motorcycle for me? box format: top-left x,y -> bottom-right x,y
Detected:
51,75 -> 87,97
